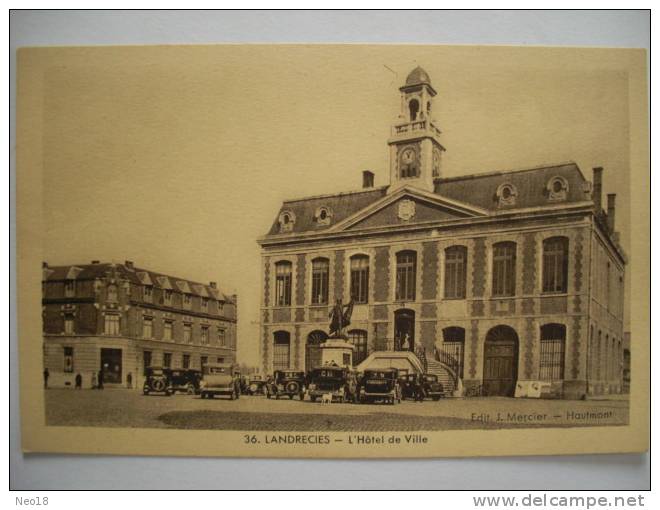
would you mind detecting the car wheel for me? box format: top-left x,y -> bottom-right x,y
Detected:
186,384 -> 195,395
208,393 -> 214,399
299,392 -> 305,401
143,390 -> 149,395
288,394 -> 293,400
310,396 -> 317,402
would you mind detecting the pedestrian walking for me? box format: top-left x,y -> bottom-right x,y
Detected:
43,368 -> 49,389
91,371 -> 98,389
126,372 -> 133,389
75,373 -> 82,389
97,368 -> 105,390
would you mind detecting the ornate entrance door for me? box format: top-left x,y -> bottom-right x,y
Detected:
100,348 -> 123,384
483,326 -> 518,396
394,309 -> 415,352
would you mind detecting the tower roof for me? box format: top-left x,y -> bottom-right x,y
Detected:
405,66 -> 432,87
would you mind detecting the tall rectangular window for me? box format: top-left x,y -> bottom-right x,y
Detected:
444,246 -> 467,299
492,242 -> 516,297
348,329 -> 368,366
143,350 -> 152,375
64,313 -> 75,334
395,251 -> 417,301
163,320 -> 173,341
350,255 -> 369,304
200,356 -> 208,370
63,346 -> 74,373
142,317 -> 153,339
217,328 -> 226,346
143,285 -> 153,303
163,352 -> 172,368
542,237 -> 569,293
275,261 -> 292,306
201,326 -> 209,345
64,280 -> 75,297
104,314 -> 120,335
539,324 -> 566,381
311,258 -> 329,305
182,354 -> 190,369
273,332 -> 291,371
183,323 -> 192,343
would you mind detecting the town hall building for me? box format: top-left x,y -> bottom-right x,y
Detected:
257,66 -> 626,399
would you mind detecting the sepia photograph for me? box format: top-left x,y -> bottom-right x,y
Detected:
16,42 -> 648,458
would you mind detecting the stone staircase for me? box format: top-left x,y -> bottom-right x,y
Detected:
425,358 -> 457,396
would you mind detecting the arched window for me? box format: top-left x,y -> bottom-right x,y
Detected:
311,258 -> 329,305
350,254 -> 369,304
492,242 -> 516,297
540,324 -> 566,381
442,326 -> 465,378
409,99 -> 420,121
543,237 -> 569,293
396,250 -> 417,301
444,246 -> 467,299
106,284 -> 118,302
275,261 -> 292,306
273,331 -> 291,371
348,329 -> 368,366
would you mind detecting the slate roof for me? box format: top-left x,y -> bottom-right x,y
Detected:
435,162 -> 590,211
264,162 -> 592,237
42,262 -> 234,302
266,186 -> 388,235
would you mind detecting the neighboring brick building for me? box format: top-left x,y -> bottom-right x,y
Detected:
257,66 -> 626,399
42,260 -> 237,389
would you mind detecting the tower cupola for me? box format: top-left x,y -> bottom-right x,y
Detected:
387,66 -> 445,193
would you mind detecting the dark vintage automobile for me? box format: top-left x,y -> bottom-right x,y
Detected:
359,368 -> 401,404
267,370 -> 306,400
398,372 -> 418,400
419,374 -> 445,400
246,374 -> 267,395
143,366 -> 174,396
306,366 -> 357,403
169,369 -> 202,394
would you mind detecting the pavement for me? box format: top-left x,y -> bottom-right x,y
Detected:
44,389 -> 630,431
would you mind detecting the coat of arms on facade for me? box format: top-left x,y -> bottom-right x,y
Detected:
397,199 -> 416,221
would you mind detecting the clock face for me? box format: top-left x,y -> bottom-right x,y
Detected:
401,147 -> 416,165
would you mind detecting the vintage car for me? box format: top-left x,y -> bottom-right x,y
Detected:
268,370 -> 306,400
398,372 -> 419,400
306,366 -> 356,403
419,374 -> 445,400
168,369 -> 202,394
143,366 -> 174,396
246,374 -> 267,395
199,362 -> 240,399
359,368 -> 401,404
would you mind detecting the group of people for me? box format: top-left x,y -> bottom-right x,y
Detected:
42,368 -> 107,390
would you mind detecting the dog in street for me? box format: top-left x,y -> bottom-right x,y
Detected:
320,393 -> 333,404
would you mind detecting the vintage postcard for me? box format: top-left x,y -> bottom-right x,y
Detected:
17,44 -> 649,458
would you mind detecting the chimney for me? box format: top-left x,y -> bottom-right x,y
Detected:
209,281 -> 217,289
592,167 -> 603,212
125,260 -> 134,269
607,193 -> 616,233
362,170 -> 374,189
91,260 -> 100,264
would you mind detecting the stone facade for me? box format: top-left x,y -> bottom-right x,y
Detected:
42,261 -> 237,389
257,67 -> 626,400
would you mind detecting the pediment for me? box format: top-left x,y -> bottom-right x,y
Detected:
333,187 -> 487,232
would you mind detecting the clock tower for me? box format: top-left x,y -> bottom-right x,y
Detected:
387,66 -> 445,193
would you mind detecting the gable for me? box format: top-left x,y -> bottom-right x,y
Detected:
345,196 -> 475,231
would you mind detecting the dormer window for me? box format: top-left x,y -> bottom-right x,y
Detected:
314,206 -> 333,226
202,297 -> 208,311
143,285 -> 153,303
106,284 -> 118,302
547,176 -> 568,202
64,280 -> 75,298
183,293 -> 192,309
278,210 -> 296,233
496,183 -> 518,207
164,289 -> 172,305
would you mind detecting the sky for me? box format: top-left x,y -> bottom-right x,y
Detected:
38,45 -> 636,366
